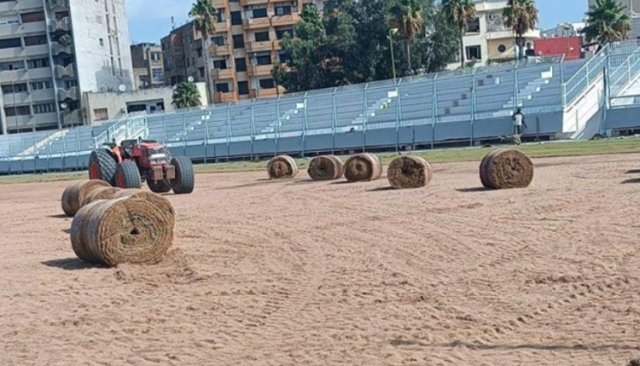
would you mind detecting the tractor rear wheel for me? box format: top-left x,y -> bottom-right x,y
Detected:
115,161 -> 142,189
147,179 -> 172,193
88,149 -> 117,185
170,156 -> 195,194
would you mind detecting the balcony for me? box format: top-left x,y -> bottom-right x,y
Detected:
271,13 -> 300,27
1,0 -> 41,12
54,64 -> 75,79
52,42 -> 74,55
48,17 -> 72,32
244,17 -> 271,30
48,0 -> 70,8
212,68 -> 235,80
249,87 -> 284,98
485,28 -> 540,41
213,91 -> 237,103
240,0 -> 267,6
61,109 -> 82,126
247,64 -> 274,77
212,0 -> 225,8
57,86 -> 79,101
246,40 -> 273,53
210,44 -> 231,57
213,19 -> 230,33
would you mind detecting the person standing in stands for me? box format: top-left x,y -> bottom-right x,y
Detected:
512,108 -> 527,135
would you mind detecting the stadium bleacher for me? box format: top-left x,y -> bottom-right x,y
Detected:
2,39 -> 640,174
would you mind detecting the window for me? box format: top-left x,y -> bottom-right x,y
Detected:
498,44 -> 506,53
235,57 -> 247,72
30,80 -> 53,90
166,56 -> 174,69
276,28 -> 293,40
231,11 -> 242,25
33,103 -> 55,114
0,61 -> 25,71
215,82 -> 230,93
259,78 -> 275,89
238,81 -> 249,95
213,59 -> 228,69
199,68 -> 204,78
465,45 -> 481,60
21,11 -> 45,23
152,68 -> 164,83
4,106 -> 31,117
252,8 -> 268,18
211,36 -> 225,46
0,14 -> 19,25
99,38 -> 104,46
1,83 -> 28,94
216,10 -> 226,22
275,5 -> 292,16
94,108 -> 109,121
24,35 -> 47,46
278,51 -> 291,64
55,11 -> 70,21
27,58 -> 50,69
255,54 -> 272,66
233,34 -> 245,49
466,18 -> 480,33
196,48 -> 202,58
63,79 -> 78,88
0,38 -> 22,49
255,31 -> 270,42
150,52 -> 161,62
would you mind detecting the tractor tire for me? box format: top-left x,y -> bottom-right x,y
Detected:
115,161 -> 142,189
88,149 -> 117,185
170,156 -> 195,194
147,179 -> 172,193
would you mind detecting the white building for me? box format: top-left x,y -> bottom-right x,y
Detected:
448,0 -> 541,69
0,0 -> 134,135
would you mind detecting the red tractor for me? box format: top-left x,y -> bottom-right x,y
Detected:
88,138 -> 195,194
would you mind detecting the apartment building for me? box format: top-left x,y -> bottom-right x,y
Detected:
0,0 -> 134,135
131,43 -> 164,89
162,0 -> 325,104
447,0 -> 541,69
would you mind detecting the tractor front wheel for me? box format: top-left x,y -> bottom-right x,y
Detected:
147,179 -> 172,193
115,161 -> 142,189
170,156 -> 195,194
88,149 -> 117,185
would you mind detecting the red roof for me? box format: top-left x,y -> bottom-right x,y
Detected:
534,37 -> 583,60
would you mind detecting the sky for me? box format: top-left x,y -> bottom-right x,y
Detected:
126,0 -> 588,45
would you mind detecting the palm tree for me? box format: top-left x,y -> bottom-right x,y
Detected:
442,0 -> 476,68
172,82 -> 202,109
189,0 -> 217,104
503,0 -> 539,59
388,0 -> 424,72
583,0 -> 631,50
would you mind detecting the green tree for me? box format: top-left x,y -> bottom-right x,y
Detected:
503,0 -> 539,59
172,82 -> 202,109
274,6 -> 332,93
189,0 -> 217,103
442,0 -> 476,68
388,0 -> 424,71
413,3 -> 460,72
583,0 -> 631,50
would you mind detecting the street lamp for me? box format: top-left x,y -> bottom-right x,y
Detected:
388,28 -> 399,84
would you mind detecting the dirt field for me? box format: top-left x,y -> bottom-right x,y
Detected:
1,152 -> 640,366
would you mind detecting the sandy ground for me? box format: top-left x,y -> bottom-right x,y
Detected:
1,152 -> 640,366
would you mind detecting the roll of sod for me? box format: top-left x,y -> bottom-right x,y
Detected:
344,153 -> 382,182
387,155 -> 433,189
61,180 -> 111,217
